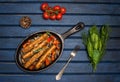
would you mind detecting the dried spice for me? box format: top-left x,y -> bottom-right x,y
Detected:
20,16 -> 31,28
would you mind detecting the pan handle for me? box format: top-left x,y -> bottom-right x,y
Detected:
61,22 -> 85,39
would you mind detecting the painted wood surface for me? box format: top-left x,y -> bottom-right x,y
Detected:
0,0 -> 120,82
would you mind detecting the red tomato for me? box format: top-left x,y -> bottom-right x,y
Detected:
41,3 -> 49,11
47,7 -> 54,15
56,13 -> 62,20
53,5 -> 61,11
47,7 -> 52,11
50,14 -> 56,20
45,58 -> 50,66
47,37 -> 53,42
60,7 -> 66,14
43,12 -> 49,19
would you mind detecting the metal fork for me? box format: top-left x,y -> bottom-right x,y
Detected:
56,45 -> 80,80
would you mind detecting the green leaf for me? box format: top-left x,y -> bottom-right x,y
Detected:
92,50 -> 101,71
101,25 -> 111,42
87,38 -> 93,58
89,25 -> 99,35
82,32 -> 88,46
81,25 -> 111,72
98,39 -> 102,52
89,26 -> 99,43
93,34 -> 99,50
90,33 -> 96,43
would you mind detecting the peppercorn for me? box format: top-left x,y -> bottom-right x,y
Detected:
20,16 -> 32,28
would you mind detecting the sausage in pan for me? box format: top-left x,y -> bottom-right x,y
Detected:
24,46 -> 48,68
22,33 -> 48,53
22,39 -> 48,59
35,45 -> 56,69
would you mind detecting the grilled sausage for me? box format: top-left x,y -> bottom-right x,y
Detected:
22,39 -> 48,59
22,33 -> 48,53
24,46 -> 48,68
35,45 -> 56,69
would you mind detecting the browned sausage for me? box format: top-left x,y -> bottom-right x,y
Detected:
24,46 -> 48,68
35,45 -> 56,69
22,33 -> 48,53
22,39 -> 48,59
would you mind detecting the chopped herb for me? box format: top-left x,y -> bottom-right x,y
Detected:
37,34 -> 42,37
33,48 -> 42,54
46,31 -> 52,36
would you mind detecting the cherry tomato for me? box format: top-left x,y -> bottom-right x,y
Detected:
41,3 -> 49,11
43,12 -> 49,19
47,7 -> 54,14
60,7 -> 66,14
50,14 -> 56,20
45,58 -> 50,66
47,7 -> 52,11
53,5 -> 61,11
56,13 -> 62,20
47,37 -> 53,42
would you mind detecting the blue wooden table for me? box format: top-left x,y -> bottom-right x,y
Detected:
0,0 -> 120,82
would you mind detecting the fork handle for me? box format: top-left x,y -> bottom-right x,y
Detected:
56,57 -> 72,80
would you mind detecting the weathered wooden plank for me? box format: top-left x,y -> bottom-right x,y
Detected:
0,15 -> 119,25
0,50 -> 120,61
0,62 -> 119,73
0,38 -> 119,49
0,3 -> 119,14
0,50 -> 14,61
0,0 -> 120,3
0,26 -> 119,37
0,75 -> 119,82
0,26 -> 84,37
